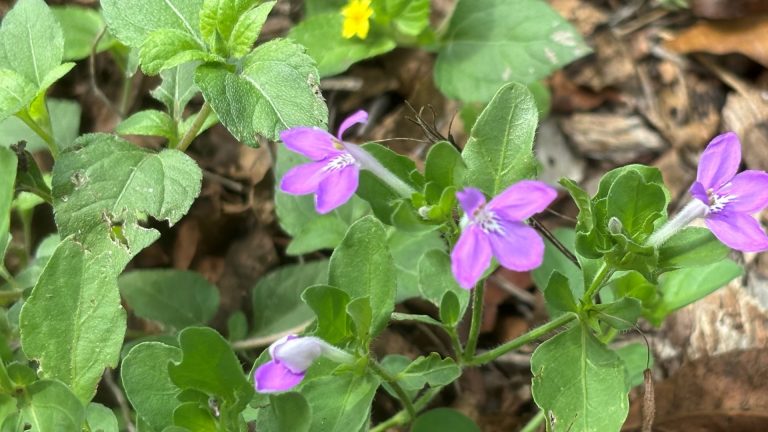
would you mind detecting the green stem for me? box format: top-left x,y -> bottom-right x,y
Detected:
370,386 -> 443,432
369,360 -> 417,422
468,313 -> 576,366
463,281 -> 485,361
176,102 -> 212,152
17,111 -> 58,158
581,262 -> 612,305
520,410 -> 546,432
447,326 -> 464,360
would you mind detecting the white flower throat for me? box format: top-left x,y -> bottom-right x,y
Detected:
473,207 -> 505,235
707,188 -> 736,214
323,153 -> 357,172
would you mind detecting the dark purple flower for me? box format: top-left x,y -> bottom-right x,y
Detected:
279,111 -> 368,214
689,132 -> 768,252
253,335 -> 353,393
451,181 -> 557,289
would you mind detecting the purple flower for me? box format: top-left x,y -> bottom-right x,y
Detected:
689,132 -> 768,252
280,111 -> 368,214
253,335 -> 353,393
451,181 -> 557,289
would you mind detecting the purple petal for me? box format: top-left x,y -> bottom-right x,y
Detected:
315,165 -> 359,214
689,181 -> 708,205
696,132 -> 741,191
487,180 -> 557,221
254,360 -> 305,393
280,161 -> 330,195
337,110 -> 368,140
706,211 -> 768,253
457,188 -> 487,216
718,170 -> 768,214
451,225 -> 493,289
281,127 -> 337,161
488,222 -> 545,271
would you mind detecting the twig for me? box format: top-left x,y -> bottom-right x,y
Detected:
88,27 -> 122,119
103,369 -> 136,432
529,217 -> 581,269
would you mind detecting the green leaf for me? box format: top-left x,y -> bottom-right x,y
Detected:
593,297 -> 642,330
199,0 -> 254,52
388,228 -> 445,301
412,408 -> 480,432
544,271 -> 578,313
439,291 -> 462,326
648,260 -> 742,325
139,29 -> 211,76
52,133 -> 202,264
606,170 -> 667,241
0,98 -> 81,152
304,0 -> 346,15
19,238 -> 127,402
195,38 -> 328,145
356,143 -> 422,225
396,353 -> 461,391
302,285 -> 351,344
228,2 -> 276,58
434,0 -> 590,102
329,216 -> 396,336
0,70 -> 36,122
0,148 -> 17,264
169,327 -> 254,413
301,372 -> 379,432
0,0 -> 65,88
173,403 -> 217,432
424,141 -> 465,190
418,250 -> 470,317
288,14 -> 396,77
151,63 -> 200,121
373,0 -> 430,37
658,227 -> 729,271
346,297 -> 373,344
251,260 -> 328,338
86,403 -> 119,432
122,342 -> 183,431
18,380 -> 85,431
531,324 -> 628,431
116,109 -> 177,141
51,6 -> 116,61
461,83 -> 538,196
101,0 -> 204,49
615,343 -> 651,390
119,269 -> 220,330
559,178 -> 607,259
262,392 -> 311,432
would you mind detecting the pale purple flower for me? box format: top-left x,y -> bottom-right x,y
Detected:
688,132 -> 768,252
253,335 -> 353,393
279,111 -> 368,214
451,181 -> 557,289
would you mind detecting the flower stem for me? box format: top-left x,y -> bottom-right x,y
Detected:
646,199 -> 708,247
463,281 -> 485,362
468,313 -> 576,365
370,386 -> 443,432
176,102 -> 212,152
581,262 -> 612,305
369,360 -> 417,421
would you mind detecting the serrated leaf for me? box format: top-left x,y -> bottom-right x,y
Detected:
228,2 -> 276,58
434,0 -> 590,102
19,238 -> 127,402
117,109 -> 177,141
119,269 -> 220,330
195,38 -> 328,145
199,0 -> 257,50
329,216 -> 396,336
101,0 -> 205,49
169,327 -> 254,413
151,63 -> 200,121
0,69 -> 36,122
52,133 -> 202,264
51,6 -> 116,61
288,14 -> 396,77
461,83 -> 538,196
301,372 -> 379,432
122,342 -> 183,431
139,29 -> 211,75
251,260 -> 328,338
0,0 -> 65,88
531,325 -> 629,431
19,380 -> 85,431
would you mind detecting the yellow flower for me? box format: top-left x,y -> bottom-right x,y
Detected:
341,0 -> 373,40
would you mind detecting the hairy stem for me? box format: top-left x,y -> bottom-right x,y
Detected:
177,102 -> 212,152
369,360 -> 416,421
463,281 -> 485,362
468,313 -> 576,365
646,199 -> 708,247
581,262 -> 612,305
